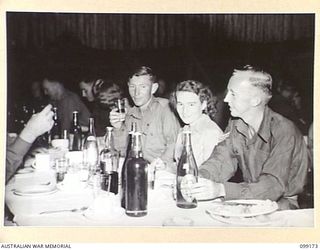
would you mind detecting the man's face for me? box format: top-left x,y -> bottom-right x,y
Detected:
176,91 -> 204,125
42,79 -> 59,101
128,75 -> 156,107
224,76 -> 254,119
79,81 -> 94,102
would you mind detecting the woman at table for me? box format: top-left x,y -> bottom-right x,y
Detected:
152,80 -> 224,173
172,80 -> 224,168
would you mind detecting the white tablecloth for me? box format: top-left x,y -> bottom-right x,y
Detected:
5,170 -> 314,227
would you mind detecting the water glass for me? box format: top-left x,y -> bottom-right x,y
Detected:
91,173 -> 103,197
55,158 -> 69,183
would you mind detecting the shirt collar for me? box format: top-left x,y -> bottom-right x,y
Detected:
256,106 -> 272,143
128,96 -> 156,119
235,106 -> 272,143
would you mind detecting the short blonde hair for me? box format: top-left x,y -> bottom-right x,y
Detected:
232,65 -> 273,103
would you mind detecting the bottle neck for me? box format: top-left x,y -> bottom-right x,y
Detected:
53,108 -> 58,122
182,132 -> 192,150
131,133 -> 143,158
88,118 -> 95,136
73,113 -> 79,126
105,129 -> 115,150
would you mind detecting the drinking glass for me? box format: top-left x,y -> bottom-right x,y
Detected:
115,98 -> 125,114
55,158 -> 69,183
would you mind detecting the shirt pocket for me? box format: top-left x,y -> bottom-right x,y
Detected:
244,148 -> 270,182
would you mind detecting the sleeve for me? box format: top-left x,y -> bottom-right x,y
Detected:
158,106 -> 181,165
6,136 -> 32,183
199,120 -> 237,182
223,131 -> 309,201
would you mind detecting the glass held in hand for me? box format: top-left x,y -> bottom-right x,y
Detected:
115,98 -> 126,114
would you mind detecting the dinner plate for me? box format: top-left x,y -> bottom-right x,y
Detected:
13,187 -> 58,197
16,168 -> 34,174
206,212 -> 278,227
83,207 -> 124,221
206,199 -> 278,218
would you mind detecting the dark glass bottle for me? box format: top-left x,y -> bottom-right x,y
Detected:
176,128 -> 198,209
100,127 -> 119,194
84,117 -> 99,174
51,107 -> 61,139
69,111 -> 82,151
125,132 -> 148,217
121,122 -> 137,208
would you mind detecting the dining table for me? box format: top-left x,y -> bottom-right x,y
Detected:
5,164 -> 314,228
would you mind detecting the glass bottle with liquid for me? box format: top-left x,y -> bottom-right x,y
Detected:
69,111 -> 82,151
83,117 -> 99,175
125,132 -> 148,217
51,107 -> 61,139
176,128 -> 198,209
121,122 -> 137,208
100,127 -> 119,194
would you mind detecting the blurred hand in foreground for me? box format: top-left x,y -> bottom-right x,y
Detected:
20,104 -> 54,143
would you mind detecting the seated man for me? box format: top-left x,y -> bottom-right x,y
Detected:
42,74 -> 91,132
190,66 -> 309,210
110,66 -> 181,165
6,104 -> 54,183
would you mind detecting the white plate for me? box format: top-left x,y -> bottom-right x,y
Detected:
16,168 -> 34,174
83,207 -> 124,221
206,213 -> 278,227
206,199 -> 278,218
13,188 -> 58,197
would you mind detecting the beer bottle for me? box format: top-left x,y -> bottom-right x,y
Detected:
83,117 -> 99,175
125,132 -> 148,217
176,128 -> 198,209
69,111 -> 82,151
51,107 -> 61,139
121,122 -> 137,208
100,127 -> 119,194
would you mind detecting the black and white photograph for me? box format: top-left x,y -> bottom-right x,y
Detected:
2,6 -> 317,241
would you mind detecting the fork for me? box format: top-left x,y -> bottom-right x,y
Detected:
40,206 -> 88,215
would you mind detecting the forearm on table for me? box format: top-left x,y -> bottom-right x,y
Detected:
223,174 -> 284,201
6,137 -> 32,183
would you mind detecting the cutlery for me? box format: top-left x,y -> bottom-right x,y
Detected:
40,206 -> 88,214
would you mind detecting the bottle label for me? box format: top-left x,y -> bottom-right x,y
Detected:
180,174 -> 196,202
101,158 -> 113,172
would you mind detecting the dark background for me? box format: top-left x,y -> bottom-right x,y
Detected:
6,13 -> 315,124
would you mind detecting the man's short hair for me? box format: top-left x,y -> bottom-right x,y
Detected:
128,66 -> 157,83
233,65 -> 273,102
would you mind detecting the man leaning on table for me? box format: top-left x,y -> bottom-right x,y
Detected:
189,65 -> 309,210
6,104 -> 54,183
109,66 -> 180,166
